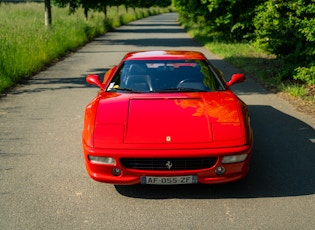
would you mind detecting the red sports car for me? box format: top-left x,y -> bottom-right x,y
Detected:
83,50 -> 253,185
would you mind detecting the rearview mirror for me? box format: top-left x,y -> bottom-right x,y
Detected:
226,74 -> 246,87
86,74 -> 104,90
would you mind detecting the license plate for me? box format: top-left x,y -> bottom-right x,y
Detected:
140,175 -> 198,185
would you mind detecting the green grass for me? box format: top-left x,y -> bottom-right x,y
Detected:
0,3 -> 172,93
281,84 -> 307,97
204,42 -> 314,102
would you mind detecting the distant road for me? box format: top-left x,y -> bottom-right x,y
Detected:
1,13 -> 314,229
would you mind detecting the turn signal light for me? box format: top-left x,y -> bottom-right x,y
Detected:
221,154 -> 248,164
88,156 -> 116,165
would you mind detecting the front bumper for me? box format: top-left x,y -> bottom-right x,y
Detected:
82,143 -> 252,185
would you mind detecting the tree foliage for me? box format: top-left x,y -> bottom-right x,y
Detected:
53,0 -> 171,15
173,0 -> 263,41
253,0 -> 315,84
172,0 -> 315,85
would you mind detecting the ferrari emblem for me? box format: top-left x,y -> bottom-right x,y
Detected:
165,161 -> 173,169
166,136 -> 171,142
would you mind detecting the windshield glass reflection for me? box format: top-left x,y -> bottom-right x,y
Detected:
107,60 -> 224,93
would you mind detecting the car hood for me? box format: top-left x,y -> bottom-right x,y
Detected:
94,92 -> 246,147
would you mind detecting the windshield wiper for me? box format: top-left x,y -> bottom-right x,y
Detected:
178,87 -> 205,92
109,87 -> 139,92
154,87 -> 205,92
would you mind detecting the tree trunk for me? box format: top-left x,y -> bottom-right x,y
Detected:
44,0 -> 52,27
103,6 -> 107,17
84,7 -> 88,21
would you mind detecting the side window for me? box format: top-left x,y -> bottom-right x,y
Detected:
107,63 -> 127,90
199,61 -> 221,90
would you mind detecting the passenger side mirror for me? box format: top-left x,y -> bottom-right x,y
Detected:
226,74 -> 246,87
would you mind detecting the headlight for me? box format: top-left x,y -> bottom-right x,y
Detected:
222,154 -> 248,164
88,156 -> 116,165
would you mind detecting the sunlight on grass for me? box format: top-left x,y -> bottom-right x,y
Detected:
281,84 -> 307,97
0,3 -> 172,93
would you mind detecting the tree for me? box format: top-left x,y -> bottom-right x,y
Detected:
254,0 -> 315,83
53,0 -> 171,17
45,0 -> 52,27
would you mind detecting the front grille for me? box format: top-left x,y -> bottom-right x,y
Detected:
120,157 -> 217,170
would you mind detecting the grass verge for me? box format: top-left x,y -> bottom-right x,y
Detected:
0,2 -> 172,94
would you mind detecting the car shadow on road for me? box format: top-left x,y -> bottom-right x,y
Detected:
115,105 -> 315,199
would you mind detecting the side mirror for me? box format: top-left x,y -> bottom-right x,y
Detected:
86,74 -> 104,90
226,74 -> 246,87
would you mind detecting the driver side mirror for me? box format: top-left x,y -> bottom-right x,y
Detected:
86,74 -> 105,90
226,74 -> 246,87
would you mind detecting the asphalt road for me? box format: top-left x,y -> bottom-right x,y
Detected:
1,13 -> 314,230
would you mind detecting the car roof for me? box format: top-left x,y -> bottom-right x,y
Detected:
123,50 -> 207,61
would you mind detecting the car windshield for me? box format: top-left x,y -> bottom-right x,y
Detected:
107,60 -> 224,92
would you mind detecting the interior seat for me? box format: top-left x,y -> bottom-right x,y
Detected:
125,75 -> 153,92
